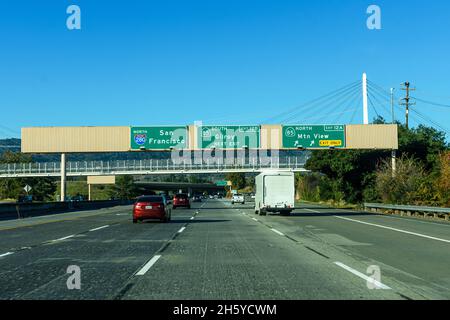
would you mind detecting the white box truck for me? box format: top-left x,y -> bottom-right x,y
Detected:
255,171 -> 295,216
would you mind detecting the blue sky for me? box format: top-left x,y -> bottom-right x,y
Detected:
0,0 -> 449,138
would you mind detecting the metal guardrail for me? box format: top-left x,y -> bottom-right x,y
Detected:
364,203 -> 450,215
0,157 -> 307,178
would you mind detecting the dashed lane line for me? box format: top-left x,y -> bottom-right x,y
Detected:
334,262 -> 391,290
270,228 -> 285,236
51,235 -> 75,242
89,225 -> 110,232
0,252 -> 14,258
135,255 -> 162,276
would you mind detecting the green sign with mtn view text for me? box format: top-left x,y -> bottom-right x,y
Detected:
282,125 -> 346,149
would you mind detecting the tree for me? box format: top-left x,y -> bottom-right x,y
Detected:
375,155 -> 426,205
108,176 -> 139,200
225,173 -> 246,190
0,152 -> 56,201
436,151 -> 450,206
304,122 -> 448,205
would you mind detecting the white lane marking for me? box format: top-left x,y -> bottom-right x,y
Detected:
136,255 -> 162,276
0,252 -> 14,258
367,212 -> 450,227
190,217 -> 195,220
51,235 -> 75,242
334,216 -> 450,244
89,225 -> 109,232
178,227 -> 186,233
116,213 -> 129,216
334,262 -> 391,290
303,208 -> 321,213
271,228 -> 285,236
252,218 -> 258,222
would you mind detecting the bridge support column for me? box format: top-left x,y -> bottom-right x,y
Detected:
88,184 -> 92,201
61,153 -> 67,202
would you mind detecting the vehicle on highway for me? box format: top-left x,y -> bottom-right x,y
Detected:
133,195 -> 172,223
255,171 -> 295,216
173,193 -> 191,209
231,193 -> 245,205
192,195 -> 202,202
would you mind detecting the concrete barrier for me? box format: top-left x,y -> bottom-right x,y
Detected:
0,200 -> 133,221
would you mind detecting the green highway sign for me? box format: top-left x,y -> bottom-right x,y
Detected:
199,125 -> 260,149
131,126 -> 188,150
216,180 -> 228,187
282,125 -> 346,149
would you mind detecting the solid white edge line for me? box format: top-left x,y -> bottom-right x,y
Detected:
89,225 -> 110,232
178,227 -> 186,233
271,228 -> 285,236
136,255 -> 162,276
334,216 -> 450,244
0,252 -> 14,258
334,262 -> 391,290
52,235 -> 75,242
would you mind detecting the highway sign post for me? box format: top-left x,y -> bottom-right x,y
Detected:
282,125 -> 346,149
199,125 -> 260,149
131,126 -> 188,150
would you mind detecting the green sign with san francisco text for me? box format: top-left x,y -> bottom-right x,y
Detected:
131,126 -> 188,150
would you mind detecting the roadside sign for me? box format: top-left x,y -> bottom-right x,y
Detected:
282,125 -> 346,149
199,125 -> 260,149
131,126 -> 188,150
216,180 -> 228,187
24,185 -> 32,193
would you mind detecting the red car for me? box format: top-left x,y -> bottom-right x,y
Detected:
173,193 -> 191,209
133,195 -> 172,223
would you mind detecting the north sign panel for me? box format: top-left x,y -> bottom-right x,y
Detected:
131,126 -> 188,150
282,125 -> 346,149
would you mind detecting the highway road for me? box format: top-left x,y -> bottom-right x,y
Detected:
0,199 -> 449,300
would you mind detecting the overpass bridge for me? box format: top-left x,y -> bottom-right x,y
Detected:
0,156 -> 308,178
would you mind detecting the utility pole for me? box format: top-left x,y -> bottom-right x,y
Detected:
390,88 -> 395,124
390,88 -> 396,177
400,82 -> 415,129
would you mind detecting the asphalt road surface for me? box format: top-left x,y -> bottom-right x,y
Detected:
0,199 -> 449,300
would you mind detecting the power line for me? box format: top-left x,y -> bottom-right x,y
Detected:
412,97 -> 450,109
